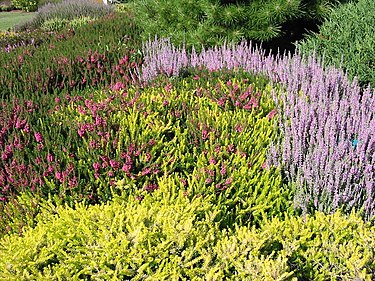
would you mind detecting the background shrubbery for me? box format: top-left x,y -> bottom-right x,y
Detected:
14,0 -> 113,31
124,0 -> 351,50
297,0 -> 375,87
11,0 -> 38,12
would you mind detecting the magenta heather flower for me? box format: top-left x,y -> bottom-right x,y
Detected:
220,164 -> 227,176
93,162 -> 100,172
122,164 -> 132,173
144,183 -> 159,192
111,82 -> 125,91
34,132 -> 44,143
47,154 -> 54,163
109,159 -> 120,170
205,178 -> 213,184
267,109 -> 278,120
55,171 -> 63,183
209,156 -> 217,165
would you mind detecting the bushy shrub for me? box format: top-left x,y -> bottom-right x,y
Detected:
40,16 -> 95,31
0,3 -> 14,11
140,38 -> 374,220
0,191 -> 224,280
297,0 -> 375,87
40,17 -> 70,31
37,0 -> 64,7
0,13 -> 141,97
0,29 -> 55,52
126,0 -> 349,49
1,191 -> 375,280
0,68 -> 290,236
11,0 -> 38,11
15,0 -> 114,31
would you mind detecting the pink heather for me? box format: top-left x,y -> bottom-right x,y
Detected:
34,132 -> 43,143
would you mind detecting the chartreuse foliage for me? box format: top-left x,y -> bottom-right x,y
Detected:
45,71 -> 291,228
1,186 -> 375,279
0,69 -> 288,236
297,0 -> 375,87
11,0 -> 38,12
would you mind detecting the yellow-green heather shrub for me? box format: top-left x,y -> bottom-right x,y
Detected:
1,182 -> 375,280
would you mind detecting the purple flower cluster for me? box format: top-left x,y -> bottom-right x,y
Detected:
140,38 -> 375,219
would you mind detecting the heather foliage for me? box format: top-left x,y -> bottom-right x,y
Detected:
1,193 -> 375,279
15,0 -> 113,31
297,0 -> 375,87
41,16 -> 96,32
0,68 -> 290,235
0,14 -> 141,97
140,38 -> 374,219
11,0 -> 38,12
0,29 -> 54,51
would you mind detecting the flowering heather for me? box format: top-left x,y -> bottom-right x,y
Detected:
14,0 -> 114,31
140,38 -> 375,219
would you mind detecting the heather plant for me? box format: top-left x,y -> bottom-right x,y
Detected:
0,29 -> 54,52
297,0 -> 375,87
0,68 -> 290,236
140,38 -> 374,219
1,191 -> 375,279
11,0 -> 38,11
15,0 -> 114,31
41,16 -> 96,32
0,13 -> 141,97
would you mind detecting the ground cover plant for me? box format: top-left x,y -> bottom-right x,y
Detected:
0,12 -> 141,97
2,192 -> 375,280
0,0 -> 375,278
14,0 -> 114,31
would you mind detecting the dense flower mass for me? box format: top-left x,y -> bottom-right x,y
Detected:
140,38 -> 375,218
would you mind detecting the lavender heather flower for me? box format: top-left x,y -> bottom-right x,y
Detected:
140,37 -> 375,219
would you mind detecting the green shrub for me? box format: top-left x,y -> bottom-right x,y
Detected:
0,28 -> 56,51
297,0 -> 375,87
0,190 -> 224,280
1,190 -> 374,279
0,3 -> 14,11
126,0 -> 349,49
0,68 -> 291,237
11,0 -> 38,11
40,17 -> 70,31
45,71 -> 290,227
